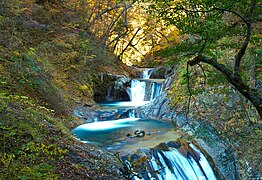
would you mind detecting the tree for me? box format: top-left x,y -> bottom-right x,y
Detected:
140,0 -> 262,118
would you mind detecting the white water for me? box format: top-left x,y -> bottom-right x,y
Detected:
130,79 -> 148,105
190,144 -> 217,179
150,82 -> 162,100
135,146 -> 216,180
74,117 -> 140,131
129,68 -> 162,104
129,109 -> 136,118
142,68 -> 152,79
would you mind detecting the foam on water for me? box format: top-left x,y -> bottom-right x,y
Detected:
73,117 -> 140,131
99,101 -> 150,108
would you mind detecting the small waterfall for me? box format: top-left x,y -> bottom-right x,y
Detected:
106,83 -> 114,101
128,109 -> 136,118
129,68 -> 163,103
142,68 -> 152,79
190,144 -> 217,179
131,79 -> 146,103
150,82 -> 162,100
129,142 -> 216,180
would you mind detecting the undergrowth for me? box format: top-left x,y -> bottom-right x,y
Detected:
0,0 -> 125,178
0,94 -> 69,179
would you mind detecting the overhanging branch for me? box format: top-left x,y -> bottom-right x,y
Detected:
188,55 -> 262,118
84,3 -> 124,30
172,1 -> 256,76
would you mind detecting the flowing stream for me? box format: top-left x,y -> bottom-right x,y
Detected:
72,68 -> 216,179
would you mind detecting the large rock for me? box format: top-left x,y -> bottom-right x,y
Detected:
150,65 -> 176,79
73,105 -> 132,123
73,106 -> 98,123
93,73 -> 131,102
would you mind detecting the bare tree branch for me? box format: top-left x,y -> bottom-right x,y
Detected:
107,28 -> 129,47
130,44 -> 144,55
155,29 -> 171,44
101,3 -> 133,43
118,28 -> 142,58
84,3 -> 124,30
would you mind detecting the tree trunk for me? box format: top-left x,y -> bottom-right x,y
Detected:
188,55 -> 262,119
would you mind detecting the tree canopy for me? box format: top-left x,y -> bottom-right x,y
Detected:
138,0 -> 262,118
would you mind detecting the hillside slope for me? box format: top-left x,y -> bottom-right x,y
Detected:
0,0 -> 127,179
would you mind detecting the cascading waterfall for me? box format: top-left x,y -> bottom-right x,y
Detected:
150,82 -> 162,100
128,109 -> 136,118
130,79 -> 147,105
131,143 -> 216,180
129,68 -> 163,104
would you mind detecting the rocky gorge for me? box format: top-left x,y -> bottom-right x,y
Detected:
73,66 -> 261,179
1,0 -> 261,179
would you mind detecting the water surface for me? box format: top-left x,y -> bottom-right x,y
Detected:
72,118 -> 178,154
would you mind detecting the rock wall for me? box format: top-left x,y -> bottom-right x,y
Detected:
135,74 -> 240,180
93,73 -> 131,102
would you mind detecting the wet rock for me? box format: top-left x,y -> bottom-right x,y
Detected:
155,142 -> 169,151
126,130 -> 146,138
166,141 -> 181,149
134,130 -> 145,137
73,106 -> 98,123
93,73 -> 131,102
122,140 -> 217,180
150,65 -> 176,79
146,131 -> 151,136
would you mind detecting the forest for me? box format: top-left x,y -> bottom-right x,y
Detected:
0,0 -> 261,179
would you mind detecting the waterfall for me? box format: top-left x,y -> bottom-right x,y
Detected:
74,68 -> 218,180
131,79 -> 146,104
130,143 -> 216,180
128,109 -> 136,118
129,69 -> 163,104
142,68 -> 152,79
150,82 -> 162,100
190,144 -> 217,179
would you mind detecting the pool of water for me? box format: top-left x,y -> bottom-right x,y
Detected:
73,101 -> 180,154
72,118 -> 178,154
